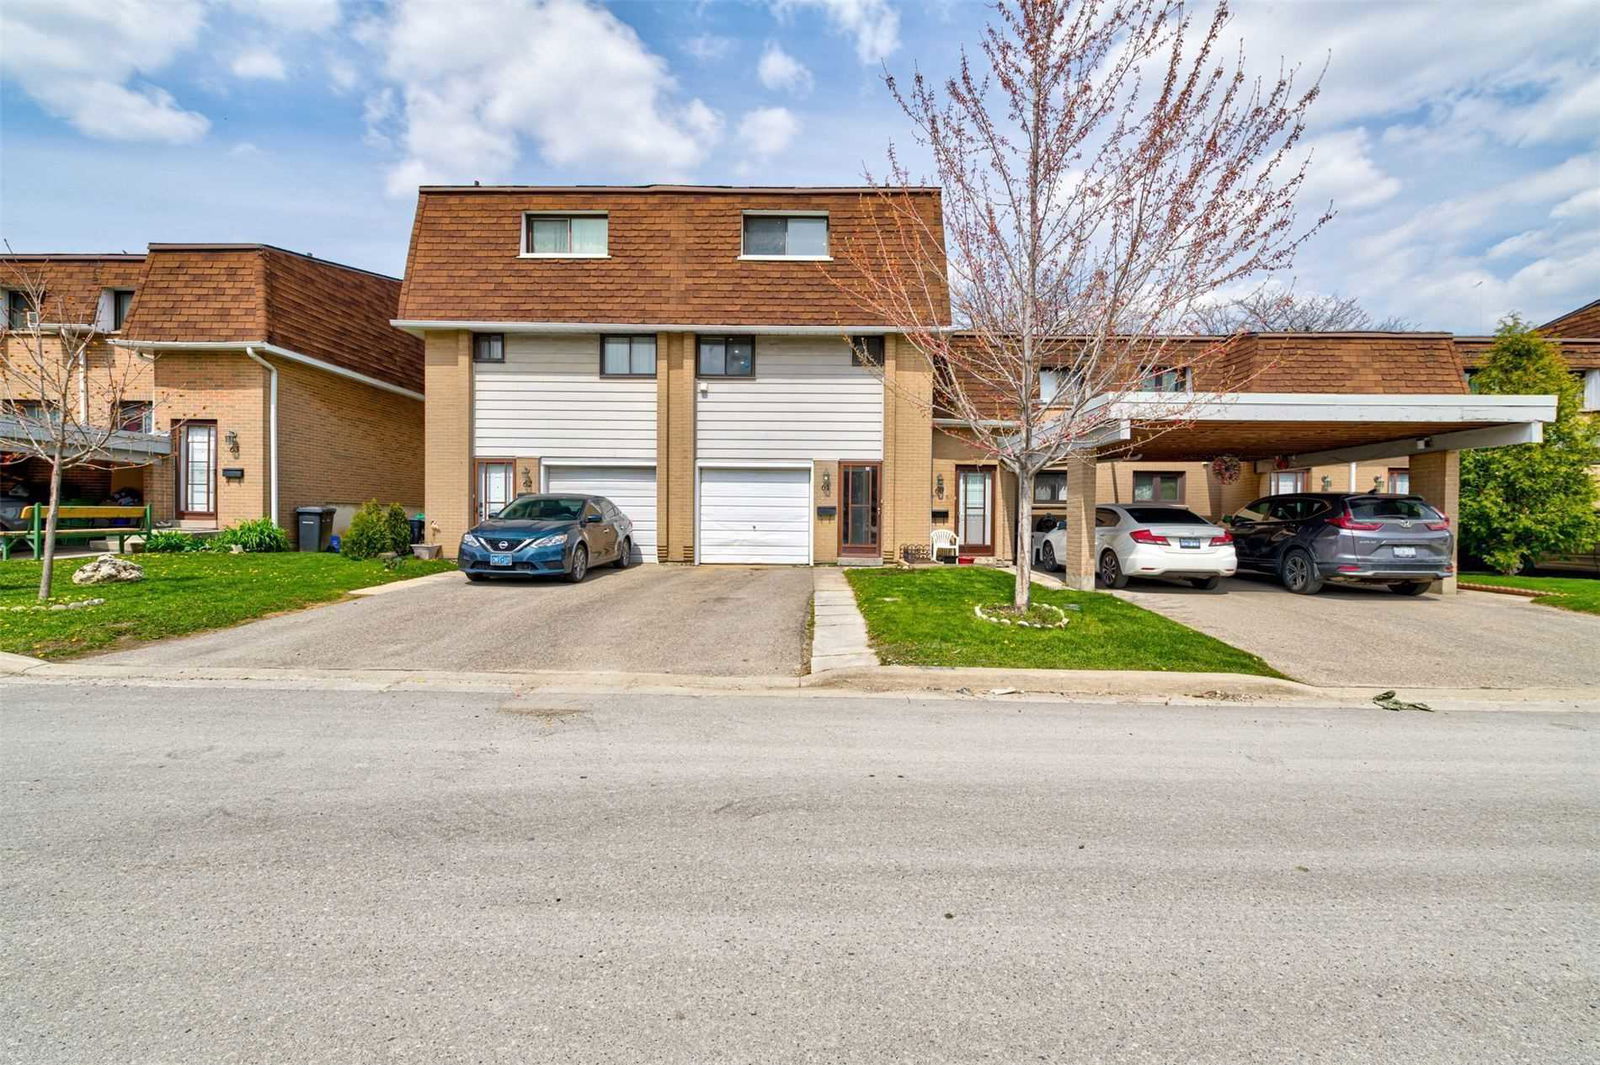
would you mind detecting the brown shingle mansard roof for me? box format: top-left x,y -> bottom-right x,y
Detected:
1454,297 -> 1600,372
0,255 -> 147,320
398,184 -> 949,327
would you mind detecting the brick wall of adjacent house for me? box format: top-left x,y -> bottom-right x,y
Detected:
659,331 -> 696,562
423,331 -> 474,554
272,357 -> 424,536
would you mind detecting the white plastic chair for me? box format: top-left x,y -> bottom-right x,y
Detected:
930,528 -> 959,563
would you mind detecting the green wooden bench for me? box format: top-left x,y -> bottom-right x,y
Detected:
0,504 -> 152,560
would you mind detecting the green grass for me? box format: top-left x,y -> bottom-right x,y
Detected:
845,566 -> 1283,676
1,552 -> 456,659
1461,573 -> 1600,615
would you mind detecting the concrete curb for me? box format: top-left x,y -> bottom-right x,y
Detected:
809,568 -> 878,673
1457,582 -> 1543,598
347,569 -> 464,597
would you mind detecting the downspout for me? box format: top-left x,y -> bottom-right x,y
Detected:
244,347 -> 279,527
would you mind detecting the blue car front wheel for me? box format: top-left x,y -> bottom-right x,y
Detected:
565,544 -> 589,583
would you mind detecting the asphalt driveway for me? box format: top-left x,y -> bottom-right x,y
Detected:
96,565 -> 815,677
1107,574 -> 1600,688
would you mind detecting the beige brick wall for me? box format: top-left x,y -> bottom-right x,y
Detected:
812,458 -> 839,564
880,334 -> 935,563
272,357 -> 424,539
148,351 -> 270,529
1409,450 -> 1459,593
423,330 -> 473,554
658,331 -> 696,562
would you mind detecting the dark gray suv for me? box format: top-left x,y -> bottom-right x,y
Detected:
1227,493 -> 1454,595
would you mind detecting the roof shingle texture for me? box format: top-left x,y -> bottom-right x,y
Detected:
0,257 -> 146,322
398,188 -> 948,326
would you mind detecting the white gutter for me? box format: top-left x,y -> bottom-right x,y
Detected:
243,346 -> 279,526
109,339 -> 424,401
389,319 -> 958,338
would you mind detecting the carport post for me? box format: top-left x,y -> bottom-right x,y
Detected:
1061,451 -> 1098,591
1409,449 -> 1460,594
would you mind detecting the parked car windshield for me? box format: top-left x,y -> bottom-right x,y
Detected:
1122,507 -> 1209,525
495,496 -> 587,521
1348,497 -> 1442,521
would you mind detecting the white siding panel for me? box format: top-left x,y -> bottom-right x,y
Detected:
475,333 -> 656,460
545,465 -> 657,563
699,467 -> 811,564
696,336 -> 882,461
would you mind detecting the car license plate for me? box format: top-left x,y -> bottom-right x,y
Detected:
1393,546 -> 1417,559
489,553 -> 513,567
1179,538 -> 1201,549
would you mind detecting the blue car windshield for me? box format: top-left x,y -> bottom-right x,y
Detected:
495,496 -> 587,521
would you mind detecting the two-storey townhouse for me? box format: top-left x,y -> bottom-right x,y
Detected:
1,244 -> 424,541
397,185 -> 948,565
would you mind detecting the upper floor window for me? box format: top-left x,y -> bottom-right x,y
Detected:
117,401 -> 153,433
1139,366 -> 1190,392
111,290 -> 135,330
6,290 -> 37,330
741,213 -> 828,259
523,213 -> 608,257
1039,367 -> 1084,402
698,336 -> 754,377
849,335 -> 883,367
601,335 -> 656,377
472,332 -> 505,363
1133,471 -> 1185,502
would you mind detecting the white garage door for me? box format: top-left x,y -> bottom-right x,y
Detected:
545,465 -> 657,563
698,466 -> 811,564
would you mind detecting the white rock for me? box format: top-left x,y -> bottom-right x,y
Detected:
71,554 -> 145,585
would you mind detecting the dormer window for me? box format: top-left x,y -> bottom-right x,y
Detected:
522,213 -> 608,257
1139,366 -> 1190,393
111,290 -> 134,330
741,212 -> 828,259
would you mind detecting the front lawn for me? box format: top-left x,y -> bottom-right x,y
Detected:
1,552 -> 456,659
845,566 -> 1282,676
1461,573 -> 1600,616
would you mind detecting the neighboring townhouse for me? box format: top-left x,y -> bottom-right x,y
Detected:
403,183 -> 1551,590
1,245 -> 424,541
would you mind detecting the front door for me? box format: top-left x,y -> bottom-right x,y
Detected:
475,460 -> 513,523
176,421 -> 217,519
839,462 -> 880,556
957,466 -> 994,554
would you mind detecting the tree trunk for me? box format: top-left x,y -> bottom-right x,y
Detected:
38,450 -> 64,601
1014,465 -> 1034,611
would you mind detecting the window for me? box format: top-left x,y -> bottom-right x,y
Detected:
111,290 -> 135,330
741,214 -> 828,258
1139,366 -> 1190,392
1095,507 -> 1121,528
1387,468 -> 1410,494
601,335 -> 656,377
849,335 -> 884,367
1033,472 -> 1069,503
1039,368 -> 1082,403
472,333 -> 504,363
1123,506 -> 1208,525
499,495 -> 586,521
179,421 -> 217,516
698,336 -> 754,377
1349,497 -> 1442,522
523,213 -> 608,256
116,401 -> 153,433
14,400 -> 60,427
6,290 -> 35,330
1132,471 -> 1183,502
1268,469 -> 1307,494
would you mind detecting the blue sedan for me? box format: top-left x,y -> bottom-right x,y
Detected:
459,494 -> 635,583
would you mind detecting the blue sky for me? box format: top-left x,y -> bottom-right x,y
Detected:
2,0 -> 1596,332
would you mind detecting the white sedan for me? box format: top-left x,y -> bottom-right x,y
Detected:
1035,503 -> 1236,590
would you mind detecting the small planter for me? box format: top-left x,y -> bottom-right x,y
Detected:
412,543 -> 442,560
974,601 -> 1071,629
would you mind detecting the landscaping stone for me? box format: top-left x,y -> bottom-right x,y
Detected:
71,555 -> 144,586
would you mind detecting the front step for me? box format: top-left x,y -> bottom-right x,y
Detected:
836,556 -> 884,567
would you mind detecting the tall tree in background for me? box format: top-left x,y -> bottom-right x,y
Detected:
1190,288 -> 1411,333
841,0 -> 1327,607
1460,316 -> 1600,575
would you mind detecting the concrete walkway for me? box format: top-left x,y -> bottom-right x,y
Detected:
810,568 -> 878,673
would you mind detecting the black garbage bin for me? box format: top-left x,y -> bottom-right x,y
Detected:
296,506 -> 336,552
409,516 -> 425,545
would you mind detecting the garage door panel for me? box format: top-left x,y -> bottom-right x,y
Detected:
545,465 -> 657,563
699,467 -> 811,565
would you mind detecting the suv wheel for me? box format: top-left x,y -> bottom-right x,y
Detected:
1280,548 -> 1323,595
1389,580 -> 1432,596
565,544 -> 589,583
1098,549 -> 1129,589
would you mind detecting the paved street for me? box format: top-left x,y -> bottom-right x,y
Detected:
2,681 -> 1595,1064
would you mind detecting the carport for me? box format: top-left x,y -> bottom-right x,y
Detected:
1048,392 -> 1557,591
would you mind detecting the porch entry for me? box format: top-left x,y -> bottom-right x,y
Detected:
956,466 -> 994,554
475,460 -> 514,523
839,462 -> 880,556
176,421 -> 217,519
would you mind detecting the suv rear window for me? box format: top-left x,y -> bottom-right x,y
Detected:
1348,497 -> 1442,521
1121,507 -> 1209,525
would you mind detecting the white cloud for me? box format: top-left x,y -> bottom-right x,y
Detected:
758,42 -> 813,96
738,107 -> 800,157
772,0 -> 899,63
374,0 -> 720,196
224,0 -> 341,34
1297,128 -> 1400,211
682,34 -> 733,61
231,47 -> 288,80
326,56 -> 359,92
0,0 -> 209,143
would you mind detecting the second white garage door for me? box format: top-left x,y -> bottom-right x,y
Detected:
545,465 -> 657,563
698,466 -> 811,564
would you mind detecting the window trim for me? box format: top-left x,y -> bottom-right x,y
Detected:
696,335 -> 756,378
599,334 -> 658,378
519,211 -> 611,259
109,289 -> 135,332
739,211 -> 832,261
1131,470 -> 1186,503
472,332 -> 505,364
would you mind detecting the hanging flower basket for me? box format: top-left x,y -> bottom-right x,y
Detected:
974,601 -> 1071,629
